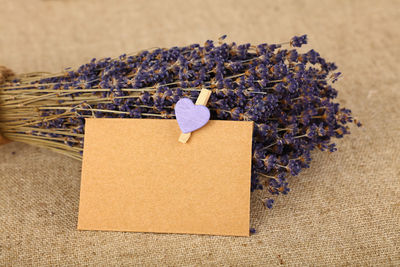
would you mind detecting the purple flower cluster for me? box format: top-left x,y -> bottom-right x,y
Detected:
3,35 -> 360,209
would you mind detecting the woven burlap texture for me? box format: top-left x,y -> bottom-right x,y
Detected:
1,0 -> 399,265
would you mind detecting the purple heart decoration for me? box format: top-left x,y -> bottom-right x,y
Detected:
174,98 -> 210,133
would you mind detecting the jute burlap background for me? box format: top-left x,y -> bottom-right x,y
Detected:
1,0 -> 399,265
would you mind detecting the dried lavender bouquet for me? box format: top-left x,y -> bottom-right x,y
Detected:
0,35 -> 360,209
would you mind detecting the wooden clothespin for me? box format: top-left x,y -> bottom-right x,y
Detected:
177,89 -> 212,143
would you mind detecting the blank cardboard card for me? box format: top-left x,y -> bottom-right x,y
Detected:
78,119 -> 253,236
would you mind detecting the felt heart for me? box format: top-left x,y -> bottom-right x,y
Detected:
174,98 -> 210,133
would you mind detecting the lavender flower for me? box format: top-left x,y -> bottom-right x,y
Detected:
0,35 -> 360,209
290,34 -> 308,47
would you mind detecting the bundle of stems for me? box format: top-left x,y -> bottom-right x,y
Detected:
0,35 -> 359,208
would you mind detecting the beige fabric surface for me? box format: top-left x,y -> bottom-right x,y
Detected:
1,0 -> 399,265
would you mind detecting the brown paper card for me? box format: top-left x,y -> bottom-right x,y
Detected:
77,118 -> 253,236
